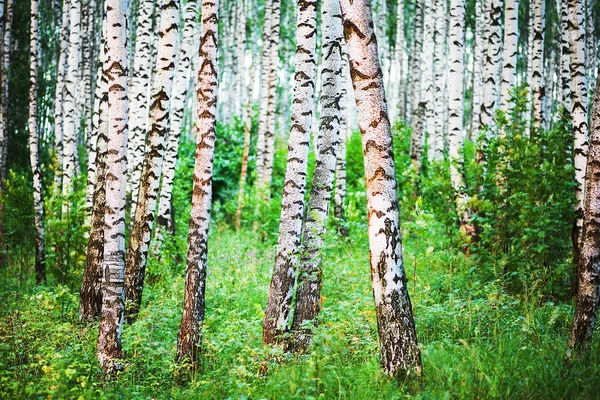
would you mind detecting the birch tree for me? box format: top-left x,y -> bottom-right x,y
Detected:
53,0 -> 70,190
97,0 -> 129,375
262,0 -> 318,346
156,0 -> 200,238
0,0 -> 13,181
125,0 -> 180,321
432,0 -> 447,160
61,0 -> 81,213
340,0 -> 422,378
80,11 -> 108,322
569,0 -> 589,269
28,0 -> 45,285
127,0 -> 155,216
560,0 -> 571,108
530,0 -> 545,129
499,0 -> 519,111
409,0 -> 424,169
568,69 -> 600,358
290,0 -> 343,351
448,0 -> 466,222
470,0 -> 484,136
392,0 -> 405,121
479,0 -> 502,129
255,0 -> 273,182
176,0 -> 219,363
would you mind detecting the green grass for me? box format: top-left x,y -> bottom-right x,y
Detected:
1,218 -> 600,399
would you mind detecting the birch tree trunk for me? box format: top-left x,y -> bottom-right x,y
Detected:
0,0 -> 13,181
127,0 -> 155,217
422,0 -> 435,162
61,0 -> 81,214
393,0 -> 405,121
53,0 -> 70,190
334,46 -> 350,235
470,0 -> 484,136
479,0 -> 502,129
29,0 -> 46,285
290,0 -> 343,351
448,0 -> 467,222
530,0 -> 545,130
97,0 -> 129,375
262,0 -> 318,346
155,0 -> 200,239
255,0 -> 273,183
236,57 -> 256,231
409,0 -> 424,168
80,12 -> 108,322
261,0 -> 282,188
568,69 -> 600,358
560,0 -> 571,109
340,0 -> 422,378
125,0 -> 180,322
432,0 -> 447,160
569,0 -> 589,274
176,0 -> 219,364
499,0 -> 518,111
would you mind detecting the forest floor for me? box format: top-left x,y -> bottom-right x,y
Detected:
2,217 -> 600,399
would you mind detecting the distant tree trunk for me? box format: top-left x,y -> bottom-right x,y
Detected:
408,0 -> 423,129
80,12 -> 108,322
422,0 -> 435,163
340,0 -> 422,379
530,0 -> 545,130
568,69 -> 600,358
431,0 -> 447,160
261,0 -> 282,188
262,0 -> 318,346
290,0 -> 343,351
61,0 -> 81,215
393,0 -> 405,121
155,0 -> 200,240
125,0 -> 180,322
334,46 -> 350,236
97,0 -> 129,375
127,0 -> 155,217
29,0 -> 46,285
569,0 -> 589,283
479,0 -> 502,129
84,0 -> 99,219
255,0 -> 273,183
176,0 -> 219,364
560,0 -> 571,109
53,0 -> 70,190
499,0 -> 518,111
470,0 -> 484,136
236,58 -> 256,231
448,0 -> 467,223
0,0 -> 13,181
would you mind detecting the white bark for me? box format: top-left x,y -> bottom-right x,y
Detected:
479,0 -> 502,129
53,0 -> 70,190
531,0 -> 545,130
432,0 -> 447,160
470,0 -> 485,136
127,0 -> 155,216
255,0 -> 273,182
97,0 -> 129,375
262,0 -> 318,345
499,0 -> 518,112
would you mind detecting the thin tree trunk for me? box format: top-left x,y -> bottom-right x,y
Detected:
340,0 -> 422,378
470,0 -> 484,137
290,0 -> 343,351
97,0 -> 129,375
0,0 -> 13,181
393,0 -> 405,121
333,46 -> 350,235
125,0 -> 180,322
448,0 -> 467,222
422,0 -> 435,162
569,0 -> 589,281
61,0 -> 81,214
530,0 -> 545,130
499,0 -> 518,111
432,0 -> 447,160
155,0 -> 200,239
567,69 -> 600,358
80,13 -> 108,322
261,0 -> 282,188
127,0 -> 155,217
262,0 -> 318,346
254,0 -> 273,183
53,0 -> 70,190
176,0 -> 219,364
408,0 -> 423,130
560,0 -> 571,109
236,57 -> 256,231
479,0 -> 502,129
29,0 -> 46,285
